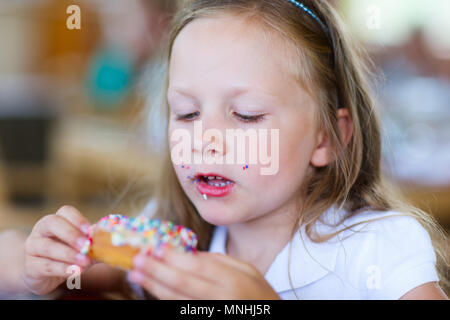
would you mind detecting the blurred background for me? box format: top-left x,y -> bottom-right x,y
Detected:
0,0 -> 174,234
0,0 -> 448,297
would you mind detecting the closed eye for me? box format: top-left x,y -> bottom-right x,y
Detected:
233,112 -> 266,123
175,111 -> 200,121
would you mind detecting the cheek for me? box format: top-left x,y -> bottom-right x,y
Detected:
276,121 -> 317,189
281,133 -> 314,172
168,123 -> 195,167
173,164 -> 183,179
169,124 -> 191,182
240,131 -> 314,204
241,116 -> 316,190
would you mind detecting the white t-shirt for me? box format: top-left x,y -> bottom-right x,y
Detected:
209,206 -> 439,299
129,203 -> 439,300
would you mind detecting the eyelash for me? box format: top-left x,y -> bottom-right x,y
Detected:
175,112 -> 265,123
176,112 -> 199,121
233,112 -> 266,123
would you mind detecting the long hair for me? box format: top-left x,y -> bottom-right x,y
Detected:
147,0 -> 448,293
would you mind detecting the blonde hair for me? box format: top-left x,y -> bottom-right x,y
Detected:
147,0 -> 448,294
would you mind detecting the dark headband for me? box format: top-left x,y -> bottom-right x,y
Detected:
285,0 -> 344,109
285,0 -> 330,35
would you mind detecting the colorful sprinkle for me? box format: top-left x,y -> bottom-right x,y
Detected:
80,214 -> 198,256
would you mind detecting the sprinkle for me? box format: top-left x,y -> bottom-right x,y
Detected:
202,193 -> 208,200
80,239 -> 91,255
186,166 -> 190,169
81,214 -> 198,256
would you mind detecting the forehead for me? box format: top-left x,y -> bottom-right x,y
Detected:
168,14 -> 305,101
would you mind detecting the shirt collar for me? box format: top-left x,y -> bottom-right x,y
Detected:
208,205 -> 344,293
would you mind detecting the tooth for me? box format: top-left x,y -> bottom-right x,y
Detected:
214,183 -> 220,187
226,181 -> 230,185
208,176 -> 214,180
220,182 -> 225,186
216,177 -> 223,180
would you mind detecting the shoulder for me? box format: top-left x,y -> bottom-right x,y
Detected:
340,209 -> 432,243
328,208 -> 439,299
333,208 -> 437,264
318,207 -> 434,249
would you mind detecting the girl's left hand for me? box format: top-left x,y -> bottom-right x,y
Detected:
129,249 -> 281,300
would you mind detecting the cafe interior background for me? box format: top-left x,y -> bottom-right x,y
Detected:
0,0 -> 449,298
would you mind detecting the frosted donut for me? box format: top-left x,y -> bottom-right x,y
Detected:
80,214 -> 198,270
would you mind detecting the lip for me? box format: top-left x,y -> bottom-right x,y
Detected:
194,172 -> 235,197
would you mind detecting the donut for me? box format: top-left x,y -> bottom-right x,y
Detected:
80,214 -> 198,270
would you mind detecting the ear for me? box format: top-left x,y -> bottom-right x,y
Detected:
310,108 -> 353,167
337,108 -> 353,147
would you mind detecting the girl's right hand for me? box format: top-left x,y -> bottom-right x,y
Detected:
22,205 -> 93,295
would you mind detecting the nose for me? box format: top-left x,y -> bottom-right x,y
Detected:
204,133 -> 224,158
192,121 -> 227,161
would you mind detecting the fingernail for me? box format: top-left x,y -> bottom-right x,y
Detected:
76,253 -> 88,264
153,246 -> 165,259
76,237 -> 87,250
133,254 -> 145,268
80,223 -> 90,235
129,271 -> 143,283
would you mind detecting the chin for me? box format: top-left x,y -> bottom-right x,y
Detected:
195,203 -> 242,226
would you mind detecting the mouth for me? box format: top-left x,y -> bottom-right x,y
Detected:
193,172 -> 235,197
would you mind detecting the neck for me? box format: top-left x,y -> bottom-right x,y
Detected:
225,197 -> 300,274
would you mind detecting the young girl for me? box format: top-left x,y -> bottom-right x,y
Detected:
21,0 -> 448,299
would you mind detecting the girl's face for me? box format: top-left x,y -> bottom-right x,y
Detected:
168,15 -> 321,226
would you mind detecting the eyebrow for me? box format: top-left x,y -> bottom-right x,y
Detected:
167,86 -> 282,104
167,87 -> 199,101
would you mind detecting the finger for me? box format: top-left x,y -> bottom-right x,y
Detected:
26,236 -> 90,267
163,250 -> 256,281
34,215 -> 88,252
24,255 -> 77,278
138,250 -> 217,285
132,255 -> 213,299
55,205 -> 91,235
129,270 -> 193,300
155,250 -> 216,282
206,252 -> 258,275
